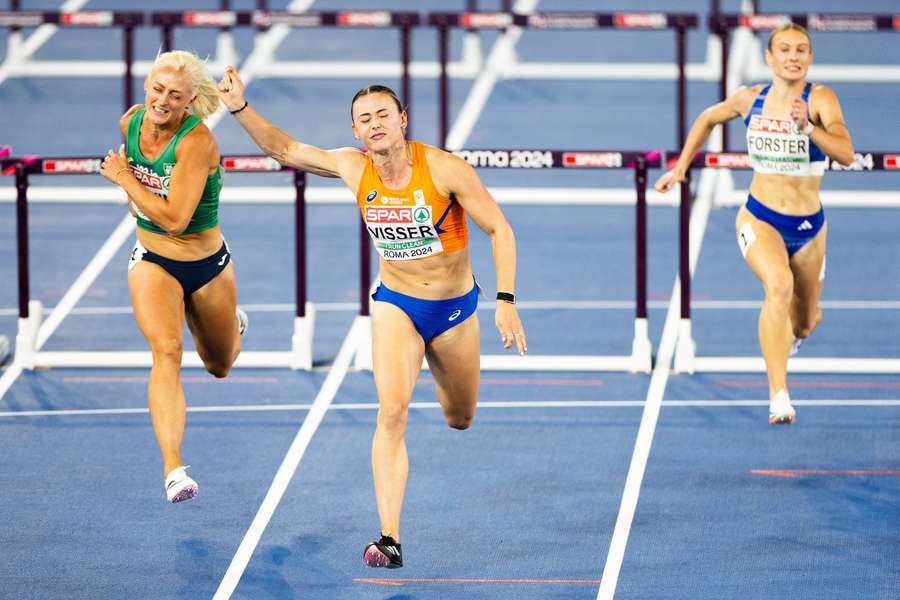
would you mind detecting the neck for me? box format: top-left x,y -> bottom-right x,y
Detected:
144,110 -> 186,138
371,140 -> 412,182
770,77 -> 806,97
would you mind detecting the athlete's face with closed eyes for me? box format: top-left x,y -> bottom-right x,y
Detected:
351,93 -> 407,151
144,66 -> 194,127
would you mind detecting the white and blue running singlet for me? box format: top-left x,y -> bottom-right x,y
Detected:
744,82 -> 826,177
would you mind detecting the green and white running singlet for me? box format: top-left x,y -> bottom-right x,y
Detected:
125,108 -> 222,235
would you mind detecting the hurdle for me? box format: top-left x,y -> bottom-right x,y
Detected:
0,9 -> 143,112
3,153 -> 315,371
352,149 -> 660,373
150,9 -> 420,130
673,150 -> 900,374
427,10 -> 699,149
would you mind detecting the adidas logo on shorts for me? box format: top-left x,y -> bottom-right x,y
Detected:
797,220 -> 813,231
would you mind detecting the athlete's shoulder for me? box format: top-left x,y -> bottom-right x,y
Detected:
739,83 -> 767,98
421,143 -> 465,170
119,104 -> 143,134
809,83 -> 839,102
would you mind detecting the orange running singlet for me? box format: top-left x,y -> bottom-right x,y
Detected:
356,141 -> 468,261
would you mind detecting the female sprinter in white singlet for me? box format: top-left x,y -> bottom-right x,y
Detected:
656,24 -> 854,424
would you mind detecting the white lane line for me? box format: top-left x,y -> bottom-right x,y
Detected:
2,398 -> 899,419
211,317 -> 363,600
3,298 -> 897,318
596,166 -> 719,600
0,364 -> 24,403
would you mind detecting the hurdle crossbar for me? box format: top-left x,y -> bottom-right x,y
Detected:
671,150 -> 900,374
0,10 -> 144,112
427,11 -> 698,150
2,154 -> 315,371
353,149 -> 661,374
149,10 -> 419,132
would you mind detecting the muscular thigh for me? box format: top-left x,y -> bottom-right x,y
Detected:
128,261 -> 185,344
372,301 -> 425,405
185,263 -> 238,351
736,206 -> 791,285
790,221 -> 827,307
425,312 -> 480,410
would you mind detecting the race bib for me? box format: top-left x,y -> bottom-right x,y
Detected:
363,205 -> 444,261
746,115 -> 811,175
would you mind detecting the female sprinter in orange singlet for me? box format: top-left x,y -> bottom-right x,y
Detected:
218,68 -> 526,568
656,24 -> 853,425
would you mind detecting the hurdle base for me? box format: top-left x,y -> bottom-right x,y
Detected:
14,300 -> 43,370
692,357 -> 900,374
290,303 -> 316,371
630,317 -> 652,373
674,318 -> 696,374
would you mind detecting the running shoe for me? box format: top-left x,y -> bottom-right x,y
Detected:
363,535 -> 403,568
165,466 -> 199,503
236,308 -> 249,337
769,389 -> 796,425
789,336 -> 802,356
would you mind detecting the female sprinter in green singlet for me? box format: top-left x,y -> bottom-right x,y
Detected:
99,50 -> 246,503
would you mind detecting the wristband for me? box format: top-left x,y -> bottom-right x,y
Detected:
496,292 -> 515,304
801,121 -> 814,136
230,100 -> 249,115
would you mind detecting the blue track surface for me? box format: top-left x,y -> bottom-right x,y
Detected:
1,1 -> 898,598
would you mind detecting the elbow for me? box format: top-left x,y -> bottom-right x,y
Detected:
838,147 -> 856,168
162,219 -> 190,237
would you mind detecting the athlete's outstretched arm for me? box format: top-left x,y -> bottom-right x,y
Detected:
797,85 -> 854,166
431,150 -> 526,355
217,66 -> 362,181
655,86 -> 757,193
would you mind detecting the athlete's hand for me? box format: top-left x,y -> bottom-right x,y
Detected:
790,97 -> 809,132
654,168 -> 686,193
496,302 -> 526,355
217,66 -> 246,113
99,144 -> 132,187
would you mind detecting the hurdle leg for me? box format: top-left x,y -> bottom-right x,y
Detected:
290,302 -> 316,371
14,299 -> 42,370
629,317 -> 652,373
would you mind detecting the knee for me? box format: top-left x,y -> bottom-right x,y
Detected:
377,403 -> 408,436
446,413 -> 473,431
794,309 -> 823,339
764,272 -> 794,306
204,361 -> 231,379
150,337 -> 183,365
